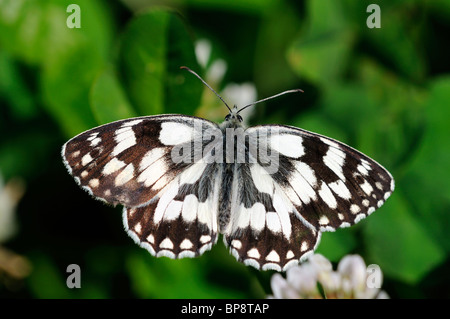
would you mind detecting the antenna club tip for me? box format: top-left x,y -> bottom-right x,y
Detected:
180,66 -> 190,71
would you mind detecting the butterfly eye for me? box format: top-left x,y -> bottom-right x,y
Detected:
225,114 -> 231,121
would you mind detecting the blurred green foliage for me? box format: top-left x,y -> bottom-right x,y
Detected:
0,0 -> 449,299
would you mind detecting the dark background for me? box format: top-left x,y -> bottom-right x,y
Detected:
0,0 -> 449,298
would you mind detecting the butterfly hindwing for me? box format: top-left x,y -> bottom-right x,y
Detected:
123,162 -> 221,259
223,162 -> 320,271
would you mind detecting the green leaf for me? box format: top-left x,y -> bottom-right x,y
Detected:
362,5 -> 426,81
41,47 -> 101,137
364,193 -> 445,284
401,77 -> 450,251
90,68 -> 137,125
316,229 -> 357,262
287,0 -> 355,86
0,50 -> 36,119
27,253 -> 72,299
126,250 -> 246,298
0,0 -> 112,67
119,8 -> 202,116
406,77 -> 450,201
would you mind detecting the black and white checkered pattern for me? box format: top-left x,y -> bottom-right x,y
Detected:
62,110 -> 394,271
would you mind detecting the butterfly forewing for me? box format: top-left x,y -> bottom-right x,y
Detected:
246,125 -> 394,232
62,115 -> 220,207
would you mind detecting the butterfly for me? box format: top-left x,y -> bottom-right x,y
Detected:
61,67 -> 394,272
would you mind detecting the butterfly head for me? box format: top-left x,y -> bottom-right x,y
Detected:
225,106 -> 243,124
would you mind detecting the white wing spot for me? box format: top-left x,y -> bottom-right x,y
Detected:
164,200 -> 183,221
179,161 -> 208,185
115,163 -> 134,186
375,182 -> 383,190
159,122 -> 194,145
301,241 -> 309,252
323,146 -> 346,181
319,215 -> 330,225
360,180 -> 374,195
318,182 -> 337,209
265,250 -> 280,263
272,192 -> 292,239
266,212 -> 282,233
361,159 -> 372,170
250,164 -> 274,194
134,222 -> 142,234
249,202 -> 266,233
270,134 -> 305,158
350,204 -> 361,214
286,250 -> 295,259
159,238 -> 174,250
128,208 -> 137,217
81,153 -> 93,166
138,157 -> 168,187
154,182 -> 179,224
87,133 -> 98,141
113,127 -> 137,156
89,178 -> 99,188
103,158 -> 126,175
362,199 -> 370,207
289,168 -> 317,205
231,240 -> 242,250
146,234 -> 155,244
140,148 -> 166,171
81,170 -> 88,178
90,137 -> 101,147
357,164 -> 369,176
200,235 -> 211,244
247,248 -> 260,259
72,150 -> 80,158
181,195 -> 198,223
294,162 -> 317,188
329,180 -> 351,200
235,205 -> 250,229
180,239 -> 193,250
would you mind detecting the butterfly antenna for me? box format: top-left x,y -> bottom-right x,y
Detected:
236,89 -> 304,114
180,66 -> 232,113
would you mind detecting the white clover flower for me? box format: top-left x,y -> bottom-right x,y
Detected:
268,254 -> 389,299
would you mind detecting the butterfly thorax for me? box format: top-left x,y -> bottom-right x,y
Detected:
216,107 -> 248,231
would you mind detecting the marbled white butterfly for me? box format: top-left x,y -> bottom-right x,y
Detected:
61,67 -> 394,271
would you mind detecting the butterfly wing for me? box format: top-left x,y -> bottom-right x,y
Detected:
223,162 -> 321,271
62,115 -> 220,207
62,114 -> 223,259
123,162 -> 221,259
224,124 -> 394,271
